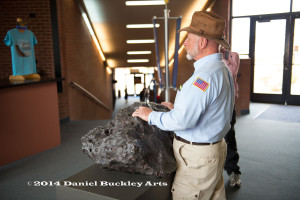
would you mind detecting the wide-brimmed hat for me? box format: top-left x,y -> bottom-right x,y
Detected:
179,11 -> 230,49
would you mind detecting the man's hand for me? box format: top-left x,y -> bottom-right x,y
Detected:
132,106 -> 153,122
161,102 -> 174,110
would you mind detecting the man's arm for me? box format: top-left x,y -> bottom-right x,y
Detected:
133,74 -> 214,132
131,102 -> 174,121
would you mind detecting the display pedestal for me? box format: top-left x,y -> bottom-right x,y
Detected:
56,165 -> 174,200
0,78 -> 61,166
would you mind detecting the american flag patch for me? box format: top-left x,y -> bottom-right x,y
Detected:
193,77 -> 209,91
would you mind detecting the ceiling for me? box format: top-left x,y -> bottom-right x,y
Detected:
82,0 -> 211,68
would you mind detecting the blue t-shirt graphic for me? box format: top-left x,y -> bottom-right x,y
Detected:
4,28 -> 38,76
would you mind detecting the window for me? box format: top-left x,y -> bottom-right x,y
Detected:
293,0 -> 300,12
231,18 -> 250,57
232,0 -> 291,17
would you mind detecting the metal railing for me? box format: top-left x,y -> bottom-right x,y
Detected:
69,81 -> 111,111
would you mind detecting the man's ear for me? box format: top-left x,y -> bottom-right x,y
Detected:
199,37 -> 208,49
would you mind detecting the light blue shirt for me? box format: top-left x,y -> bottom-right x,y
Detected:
4,28 -> 38,76
148,53 -> 235,143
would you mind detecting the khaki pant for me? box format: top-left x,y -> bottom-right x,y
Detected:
171,138 -> 227,200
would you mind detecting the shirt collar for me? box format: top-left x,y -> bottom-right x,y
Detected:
193,53 -> 222,71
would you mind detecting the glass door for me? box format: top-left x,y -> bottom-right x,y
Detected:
251,16 -> 300,105
251,17 -> 288,104
287,17 -> 300,104
291,19 -> 300,95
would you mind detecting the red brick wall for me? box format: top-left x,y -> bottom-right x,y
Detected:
0,0 -> 55,79
0,0 -> 113,120
56,0 -> 112,120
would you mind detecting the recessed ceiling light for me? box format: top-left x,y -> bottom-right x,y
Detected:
127,59 -> 149,63
126,24 -> 160,28
125,1 -> 165,6
127,51 -> 151,55
127,39 -> 155,44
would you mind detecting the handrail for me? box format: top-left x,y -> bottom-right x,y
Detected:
69,81 -> 111,111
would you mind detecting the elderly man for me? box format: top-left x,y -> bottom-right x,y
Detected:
133,11 -> 234,200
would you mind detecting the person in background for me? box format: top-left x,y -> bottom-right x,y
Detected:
132,11 -> 234,200
221,49 -> 242,187
124,87 -> 128,100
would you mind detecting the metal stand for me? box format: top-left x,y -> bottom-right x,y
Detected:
164,5 -> 170,102
153,3 -> 181,102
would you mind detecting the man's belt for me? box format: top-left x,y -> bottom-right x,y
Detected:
174,135 -> 220,146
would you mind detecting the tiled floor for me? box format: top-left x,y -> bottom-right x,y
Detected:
1,100 -> 300,200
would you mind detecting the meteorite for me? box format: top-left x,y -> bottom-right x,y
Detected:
81,102 -> 176,177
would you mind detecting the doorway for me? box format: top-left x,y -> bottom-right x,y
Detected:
250,16 -> 300,105
114,67 -> 154,97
